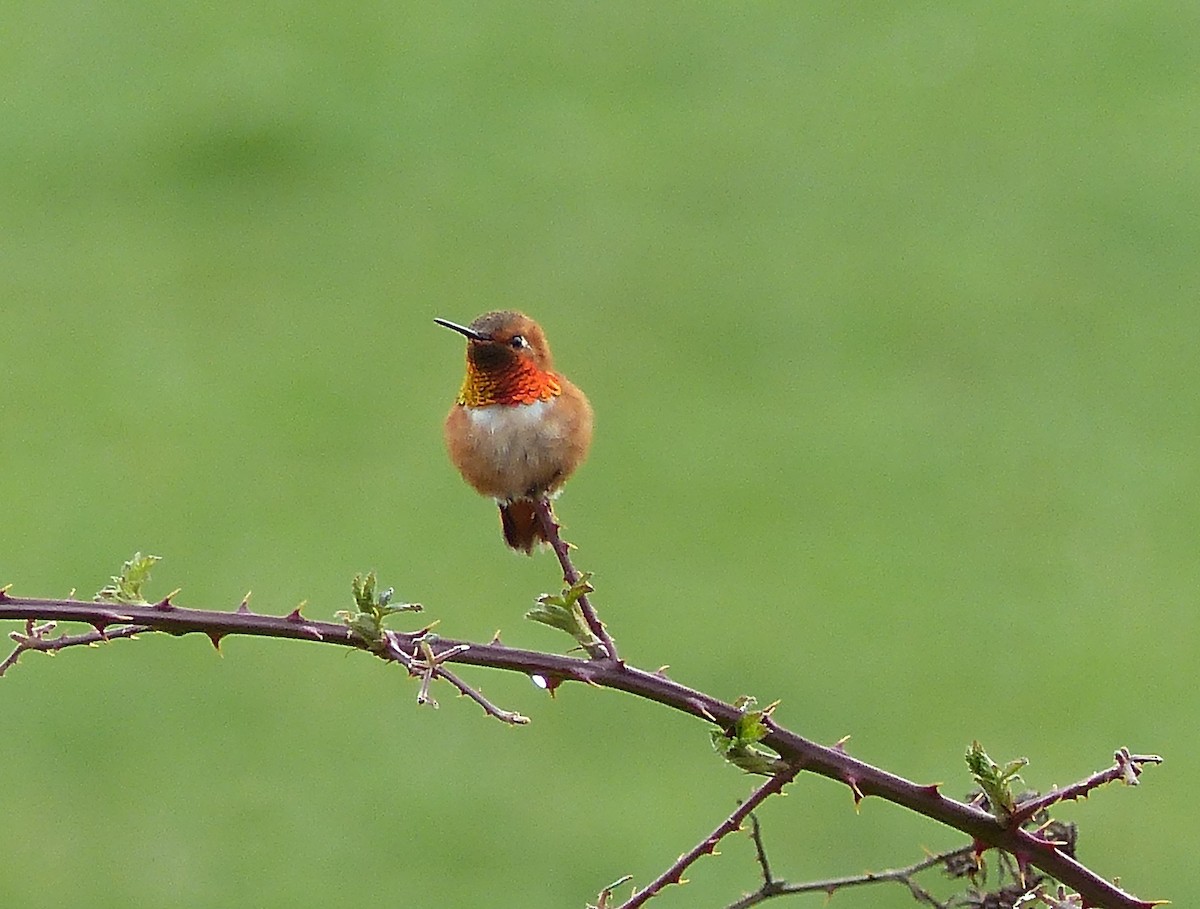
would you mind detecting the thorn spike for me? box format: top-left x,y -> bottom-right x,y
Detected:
1014,850 -> 1031,885
846,776 -> 865,808
237,592 -> 252,613
206,631 -> 224,651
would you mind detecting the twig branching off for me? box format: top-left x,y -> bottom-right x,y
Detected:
726,832 -> 976,909
532,498 -> 620,662
614,767 -> 800,909
0,587 -> 1164,909
1008,747 -> 1162,827
746,814 -> 776,890
1,618 -> 151,677
382,631 -> 529,726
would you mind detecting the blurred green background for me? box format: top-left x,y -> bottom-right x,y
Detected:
1,3 -> 1195,906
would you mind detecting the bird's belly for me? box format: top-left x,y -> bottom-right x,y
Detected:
448,399 -> 571,500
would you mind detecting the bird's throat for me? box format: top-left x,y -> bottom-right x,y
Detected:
457,358 -> 562,407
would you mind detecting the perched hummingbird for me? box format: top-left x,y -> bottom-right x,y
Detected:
436,311 -> 593,553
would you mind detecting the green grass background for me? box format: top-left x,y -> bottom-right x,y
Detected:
1,3 -> 1195,906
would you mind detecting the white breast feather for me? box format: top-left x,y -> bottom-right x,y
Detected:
466,399 -> 552,431
460,399 -> 568,500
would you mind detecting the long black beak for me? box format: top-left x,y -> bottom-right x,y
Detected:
434,317 -> 489,342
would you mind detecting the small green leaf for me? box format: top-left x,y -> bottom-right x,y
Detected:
352,571 -> 376,611
589,875 -> 633,909
338,571 -> 421,649
95,553 -> 162,605
965,740 -> 1028,820
525,572 -> 602,656
712,697 -> 788,775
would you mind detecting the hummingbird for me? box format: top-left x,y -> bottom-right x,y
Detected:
435,311 -> 593,553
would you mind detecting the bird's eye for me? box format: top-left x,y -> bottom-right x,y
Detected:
510,335 -> 528,349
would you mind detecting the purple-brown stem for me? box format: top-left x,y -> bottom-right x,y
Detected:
0,592 -> 1161,909
1,619 -> 150,676
615,767 -> 800,909
727,833 -> 975,909
382,631 -> 529,725
746,813 -> 777,891
532,498 -> 620,662
1008,747 -> 1162,828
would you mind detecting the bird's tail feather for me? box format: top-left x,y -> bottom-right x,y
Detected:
499,500 -> 549,554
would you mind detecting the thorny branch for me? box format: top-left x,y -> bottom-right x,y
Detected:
613,767 -> 800,909
1,617 -> 150,677
0,582 -> 1163,909
713,751 -> 1130,909
725,827 -> 977,909
382,630 -> 529,725
533,497 -> 620,662
1008,747 -> 1162,827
